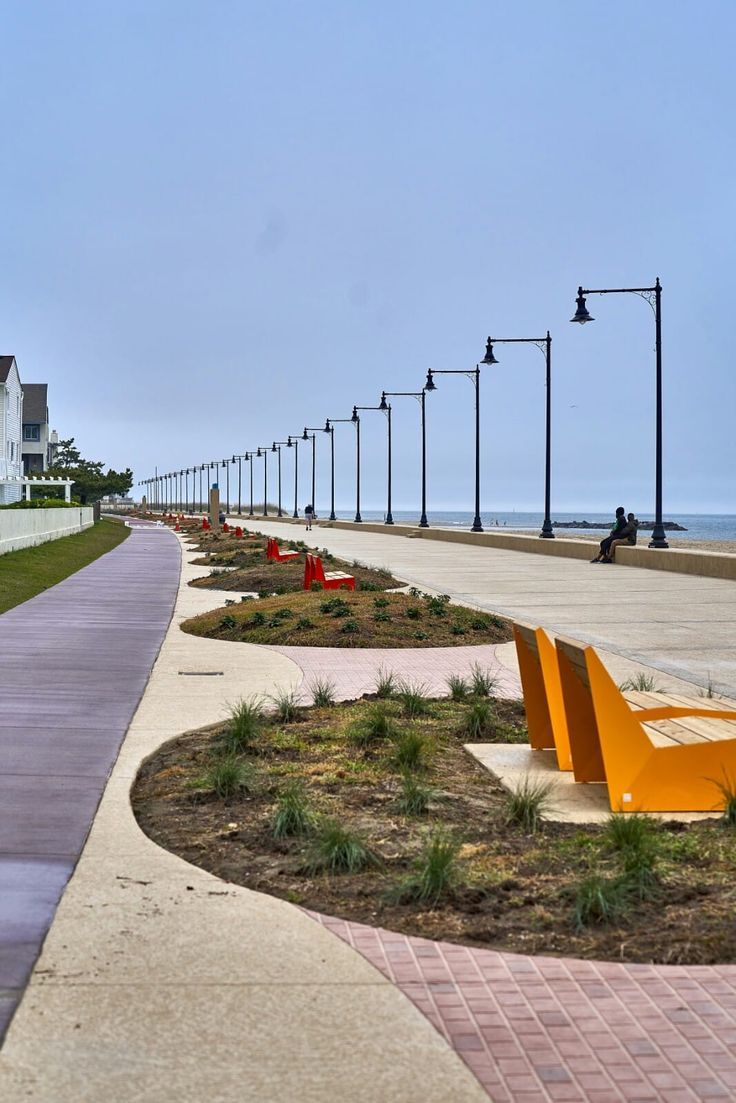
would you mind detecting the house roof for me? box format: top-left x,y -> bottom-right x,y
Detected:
22,383 -> 48,424
0,355 -> 17,383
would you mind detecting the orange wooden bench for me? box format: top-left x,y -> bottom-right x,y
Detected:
266,537 -> 300,562
304,553 -> 355,591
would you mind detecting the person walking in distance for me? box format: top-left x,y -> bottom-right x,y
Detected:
304,503 -> 315,531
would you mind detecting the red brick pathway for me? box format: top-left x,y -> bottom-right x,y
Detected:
307,911 -> 736,1103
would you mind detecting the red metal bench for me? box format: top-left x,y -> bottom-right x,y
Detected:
303,553 -> 355,591
267,537 -> 300,562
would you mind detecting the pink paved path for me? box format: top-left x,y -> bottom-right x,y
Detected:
265,642 -> 521,702
307,911 -> 736,1102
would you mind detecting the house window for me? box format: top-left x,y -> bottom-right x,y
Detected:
23,424 -> 41,441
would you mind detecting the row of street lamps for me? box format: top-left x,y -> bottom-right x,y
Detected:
140,278 -> 668,548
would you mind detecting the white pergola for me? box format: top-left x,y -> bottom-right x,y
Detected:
0,475 -> 75,502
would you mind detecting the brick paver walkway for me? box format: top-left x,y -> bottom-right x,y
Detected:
0,520 -> 179,1041
266,641 -> 521,702
308,911 -> 736,1103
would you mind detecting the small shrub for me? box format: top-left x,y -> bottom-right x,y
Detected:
225,599 -> 236,606
271,782 -> 314,838
470,663 -> 497,698
374,611 -> 392,623
425,593 -> 451,616
619,672 -> 660,693
374,667 -> 396,698
349,703 -> 398,748
320,597 -> 350,617
573,875 -> 628,929
392,829 -> 460,904
219,614 -> 237,630
710,772 -> 736,827
470,617 -> 487,630
447,674 -> 470,701
296,617 -> 314,630
221,697 -> 264,752
413,630 -> 429,641
340,619 -> 359,634
306,820 -> 379,873
240,595 -> 255,602
392,730 -> 431,772
310,677 -> 336,707
505,776 -> 554,833
408,586 -> 422,598
270,687 -> 301,723
450,624 -> 466,636
249,611 -> 267,627
397,772 -> 435,815
373,596 -> 390,609
310,580 -> 324,591
200,756 -> 256,800
358,579 -> 380,591
396,680 -> 432,719
462,697 -> 494,739
257,589 -> 272,599
405,606 -> 422,620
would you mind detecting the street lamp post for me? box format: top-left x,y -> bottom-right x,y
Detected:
271,443 -> 284,517
425,361 -> 483,533
256,448 -> 269,516
571,278 -> 667,548
381,388 -> 429,527
354,403 -> 393,524
325,417 -> 358,521
245,452 -> 255,516
349,408 -> 362,522
233,455 -> 242,514
221,459 -> 230,514
286,437 -> 299,518
482,333 -> 554,538
302,428 -> 322,516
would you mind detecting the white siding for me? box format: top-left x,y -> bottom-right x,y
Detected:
0,360 -> 23,503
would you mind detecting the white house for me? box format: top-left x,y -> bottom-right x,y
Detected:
0,356 -> 23,504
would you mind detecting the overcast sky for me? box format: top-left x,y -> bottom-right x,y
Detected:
1,1 -> 734,516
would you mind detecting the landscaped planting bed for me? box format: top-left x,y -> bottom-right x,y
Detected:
132,687 -> 736,964
180,590 -> 513,648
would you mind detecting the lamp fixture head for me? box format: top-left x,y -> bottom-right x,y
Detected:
286,436 -> 292,447
323,419 -> 331,433
256,448 -> 262,458
351,406 -> 359,423
424,369 -> 436,392
482,337 -> 498,364
571,287 -> 594,324
271,442 -> 277,452
378,391 -> 388,411
302,427 -> 308,440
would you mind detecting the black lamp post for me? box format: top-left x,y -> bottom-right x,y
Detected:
271,443 -> 284,517
355,402 -> 393,524
320,421 -> 337,525
425,361 -> 483,533
482,333 -> 554,538
350,407 -> 362,522
571,278 -> 667,548
381,388 -> 429,527
325,416 -> 358,521
286,437 -> 299,517
245,452 -> 255,517
302,427 -> 322,516
198,465 -> 203,512
232,455 -> 242,514
221,459 -> 230,515
256,448 -> 269,516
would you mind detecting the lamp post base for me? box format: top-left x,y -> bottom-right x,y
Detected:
648,525 -> 669,549
540,519 -> 555,539
385,514 -> 394,524
354,513 -> 362,523
329,511 -> 336,521
471,517 -> 484,533
419,515 -> 429,528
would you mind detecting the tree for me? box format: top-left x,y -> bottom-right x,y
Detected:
47,437 -> 133,505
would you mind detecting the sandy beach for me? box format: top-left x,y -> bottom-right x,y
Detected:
506,530 -> 736,555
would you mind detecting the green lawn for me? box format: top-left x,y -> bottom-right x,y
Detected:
0,518 -> 130,615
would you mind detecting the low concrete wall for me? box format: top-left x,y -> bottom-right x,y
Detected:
0,507 -> 95,555
251,516 -> 736,583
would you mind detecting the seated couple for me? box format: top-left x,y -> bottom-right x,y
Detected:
591,507 -> 639,563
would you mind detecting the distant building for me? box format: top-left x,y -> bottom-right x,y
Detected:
21,383 -> 56,474
0,355 -> 23,504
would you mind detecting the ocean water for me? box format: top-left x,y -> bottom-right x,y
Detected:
352,511 -> 736,542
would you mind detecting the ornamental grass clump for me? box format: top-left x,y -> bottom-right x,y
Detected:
270,687 -> 302,723
462,697 -> 494,739
573,874 -> 629,930
469,662 -> 497,698
710,772 -> 736,827
446,674 -> 470,701
271,782 -> 315,839
309,677 -> 337,707
391,828 -> 461,905
221,697 -> 264,753
199,756 -> 257,800
397,772 -> 435,816
348,703 -> 399,749
505,776 -> 555,833
374,666 -> 397,699
619,672 -> 661,692
604,813 -> 661,898
396,680 -> 432,719
392,730 -> 432,773
306,819 -> 379,874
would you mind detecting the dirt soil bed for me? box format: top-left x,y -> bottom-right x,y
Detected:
132,696 -> 736,964
181,590 -> 512,648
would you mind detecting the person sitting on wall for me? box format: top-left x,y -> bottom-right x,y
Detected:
590,506 -> 627,563
605,513 -> 639,562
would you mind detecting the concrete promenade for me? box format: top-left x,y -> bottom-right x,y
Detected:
2,518 -> 736,1101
